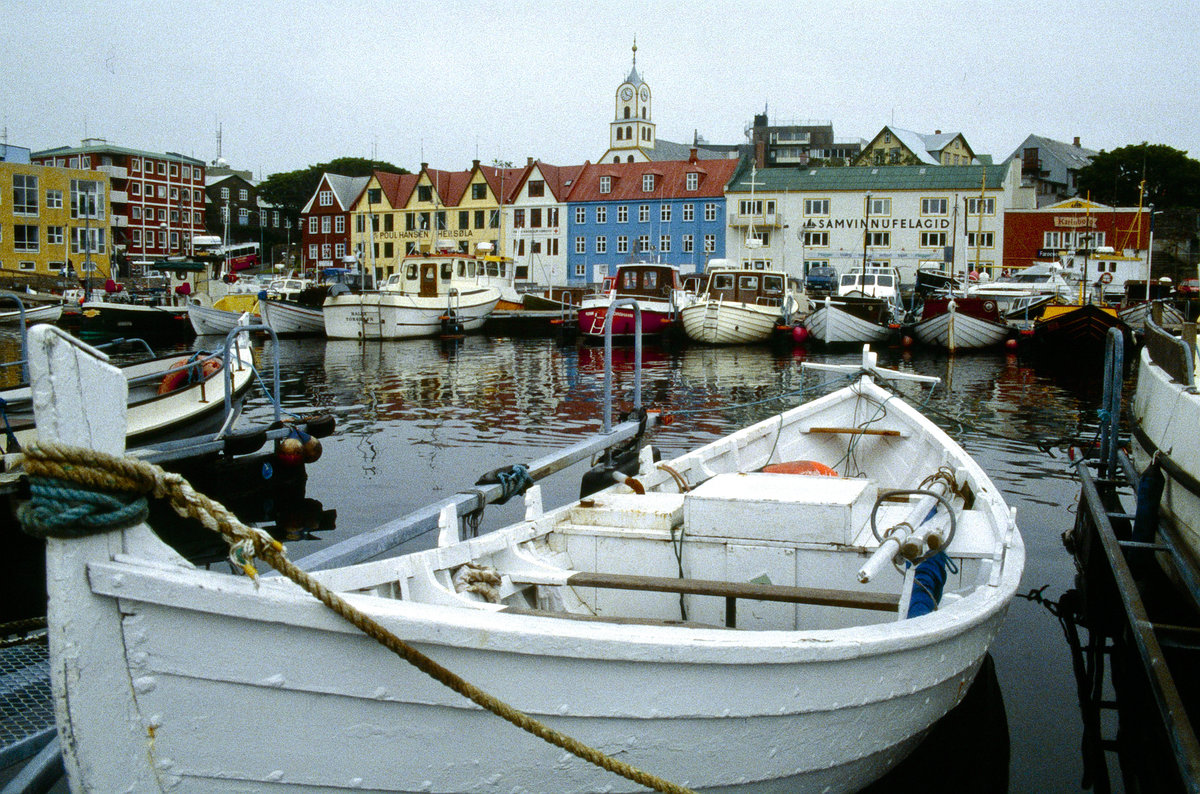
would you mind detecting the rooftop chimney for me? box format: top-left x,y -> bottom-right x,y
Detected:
934,130 -> 941,135
527,156 -> 533,166
472,159 -> 480,169
689,147 -> 698,163
420,162 -> 428,171
1073,137 -> 1081,147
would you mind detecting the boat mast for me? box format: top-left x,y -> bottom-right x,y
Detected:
973,172 -> 985,279
949,195 -> 959,295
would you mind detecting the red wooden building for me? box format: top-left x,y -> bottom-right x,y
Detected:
1002,198 -> 1150,272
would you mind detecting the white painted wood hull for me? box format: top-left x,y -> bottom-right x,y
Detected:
1119,301 -> 1186,333
805,302 -> 891,344
260,298 -> 325,336
912,307 -> 1009,351
0,303 -> 62,325
33,330 -> 1024,793
324,288 -> 500,340
679,298 -> 780,344
187,303 -> 257,336
1132,340 -> 1200,565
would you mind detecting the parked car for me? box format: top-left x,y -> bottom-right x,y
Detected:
805,266 -> 838,293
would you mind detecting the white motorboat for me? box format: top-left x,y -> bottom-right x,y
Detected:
27,335 -> 1023,794
679,267 -> 799,344
1131,317 -> 1200,566
964,263 -> 1075,321
260,297 -> 325,336
324,253 -> 501,340
1,331 -> 255,455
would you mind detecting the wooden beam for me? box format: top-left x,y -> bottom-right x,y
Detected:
805,427 -> 902,437
566,571 -> 900,612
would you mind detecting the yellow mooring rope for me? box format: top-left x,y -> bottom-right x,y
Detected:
18,442 -> 697,794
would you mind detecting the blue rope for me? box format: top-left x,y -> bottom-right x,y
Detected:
18,476 -> 149,539
494,464 -> 533,504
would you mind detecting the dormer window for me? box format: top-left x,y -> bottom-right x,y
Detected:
600,176 -> 612,194
642,174 -> 655,192
686,172 -> 699,191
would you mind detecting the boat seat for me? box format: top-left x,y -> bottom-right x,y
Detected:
501,606 -> 736,629
804,426 -> 907,438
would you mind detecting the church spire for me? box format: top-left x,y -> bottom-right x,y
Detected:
626,37 -> 642,86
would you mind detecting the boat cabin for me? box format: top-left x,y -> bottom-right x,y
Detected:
702,269 -> 788,308
601,263 -> 683,301
382,253 -> 497,297
837,265 -> 900,301
1122,279 -> 1176,307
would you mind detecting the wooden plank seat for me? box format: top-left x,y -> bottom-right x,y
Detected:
506,569 -> 901,628
804,426 -> 904,437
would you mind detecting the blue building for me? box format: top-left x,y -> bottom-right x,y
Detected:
564,154 -> 740,284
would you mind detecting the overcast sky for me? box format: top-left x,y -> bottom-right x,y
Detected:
3,0 -> 1196,179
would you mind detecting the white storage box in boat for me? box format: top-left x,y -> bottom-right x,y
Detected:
567,492 -> 685,531
684,472 -> 877,544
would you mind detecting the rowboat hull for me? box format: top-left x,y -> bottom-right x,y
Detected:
260,298 -> 325,336
804,299 -> 892,345
323,288 -> 500,340
0,303 -> 62,325
679,299 -> 780,344
912,298 -> 1009,351
1131,321 -> 1200,567
33,334 -> 1023,793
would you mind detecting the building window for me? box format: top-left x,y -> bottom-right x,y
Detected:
967,197 -> 996,215
574,263 -> 586,278
514,209 -> 526,228
308,216 -> 318,233
322,244 -> 331,259
170,187 -> 178,200
156,162 -> 165,175
682,203 -> 694,222
239,189 -> 249,201
170,164 -> 178,177
14,225 -> 39,252
966,231 -> 995,248
869,197 -> 891,216
309,244 -> 318,259
573,236 -> 587,254
804,198 -> 830,216
530,208 -> 542,228
457,210 -> 469,229
600,176 -> 612,194
335,243 -> 345,258
528,180 -> 545,198
704,203 -> 717,222
471,183 -> 486,200
596,236 -> 607,254
417,185 -> 432,202
146,230 -> 155,248
920,231 -> 947,248
617,235 -> 628,254
617,205 -> 628,223
71,227 -> 105,254
575,206 -> 586,224
921,198 -> 948,215
642,174 -> 655,192
596,206 -> 607,223
682,234 -> 693,253
131,158 -> 140,172
18,261 -> 35,271
319,190 -> 333,206
132,230 -> 141,247
637,235 -> 650,252
474,209 -> 485,228
238,208 -> 249,224
221,187 -> 229,200
866,231 -> 890,247
335,216 -> 345,233
13,174 -> 38,215
638,205 -> 650,222
803,231 -> 829,247
130,182 -> 141,196
739,199 -> 776,216
686,173 -> 699,191
704,234 -> 715,252
321,216 -> 331,234
46,189 -> 63,209
660,205 -> 671,223
660,234 -> 671,253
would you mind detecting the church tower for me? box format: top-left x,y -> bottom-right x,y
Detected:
606,40 -> 655,163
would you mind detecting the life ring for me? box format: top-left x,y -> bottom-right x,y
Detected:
762,460 -> 839,477
982,300 -> 997,314
157,356 -> 221,395
1099,272 -> 1114,284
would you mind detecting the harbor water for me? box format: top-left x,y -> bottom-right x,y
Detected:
5,330 -> 1111,791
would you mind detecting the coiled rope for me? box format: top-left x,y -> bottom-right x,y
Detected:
17,442 -> 696,794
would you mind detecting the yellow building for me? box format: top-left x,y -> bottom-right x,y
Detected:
349,161 -> 518,280
854,126 -> 978,167
1,161 -> 112,282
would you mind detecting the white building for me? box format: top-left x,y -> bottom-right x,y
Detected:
503,160 -> 582,287
724,159 -> 1035,286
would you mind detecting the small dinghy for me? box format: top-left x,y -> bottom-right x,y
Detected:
27,333 -> 1023,794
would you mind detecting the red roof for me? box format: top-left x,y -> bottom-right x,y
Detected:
566,157 -> 737,202
374,171 -> 419,208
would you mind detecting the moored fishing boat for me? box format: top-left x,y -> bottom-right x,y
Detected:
912,297 -> 1010,351
0,301 -> 62,326
679,266 -> 800,344
577,262 -> 692,340
1025,302 -> 1131,362
804,294 -> 896,345
260,297 -> 325,335
26,335 -> 1023,794
186,292 -> 260,336
323,253 -> 501,340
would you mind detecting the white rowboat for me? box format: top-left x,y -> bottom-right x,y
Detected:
260,297 -> 326,336
32,335 -> 1023,793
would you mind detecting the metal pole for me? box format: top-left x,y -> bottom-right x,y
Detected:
602,297 -> 643,434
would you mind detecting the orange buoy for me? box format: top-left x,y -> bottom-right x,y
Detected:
762,460 -> 839,477
276,436 -> 304,466
157,358 -> 192,395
